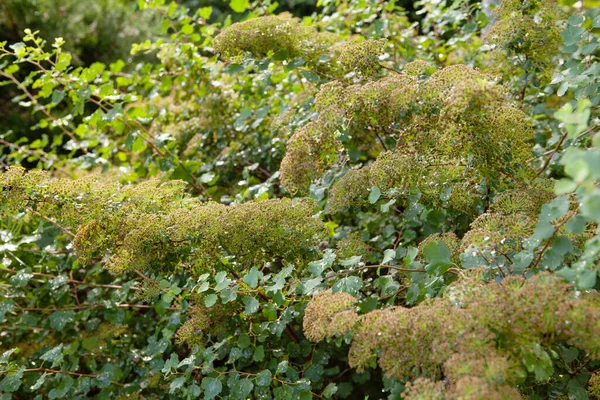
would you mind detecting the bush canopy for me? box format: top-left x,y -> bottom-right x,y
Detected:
1,0 -> 600,399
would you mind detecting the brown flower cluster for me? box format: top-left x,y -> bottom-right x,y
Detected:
302,291 -> 358,342
303,272 -> 600,398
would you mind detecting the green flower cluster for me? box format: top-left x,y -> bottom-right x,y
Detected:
337,39 -> 387,77
282,63 -> 533,210
461,181 -> 556,253
213,17 -> 393,79
303,272 -> 600,398
280,108 -> 345,194
486,0 -> 564,81
213,15 -> 340,67
175,296 -> 236,346
1,167 -> 327,274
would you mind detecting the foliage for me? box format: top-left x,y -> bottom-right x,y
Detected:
1,0 -> 600,399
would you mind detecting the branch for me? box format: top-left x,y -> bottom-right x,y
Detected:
527,209 -> 577,272
0,71 -> 85,151
0,368 -> 125,386
0,268 -> 133,290
536,130 -> 569,177
26,207 -> 75,237
15,303 -> 176,312
378,62 -> 404,75
325,264 -> 427,280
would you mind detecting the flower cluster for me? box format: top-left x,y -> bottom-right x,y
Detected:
303,272 -> 600,398
337,39 -> 387,77
213,15 -> 340,68
1,167 -> 327,274
486,0 -> 563,81
282,63 -> 533,209
460,182 -> 556,253
302,291 -> 357,342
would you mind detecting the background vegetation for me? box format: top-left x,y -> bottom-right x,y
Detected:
1,0 -> 600,398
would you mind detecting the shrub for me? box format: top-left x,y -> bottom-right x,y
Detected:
1,0 -> 599,399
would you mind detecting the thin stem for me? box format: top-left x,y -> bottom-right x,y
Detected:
15,303 -> 175,312
536,130 -> 569,177
326,264 -> 427,280
0,368 -> 125,387
0,268 -> 134,290
527,209 -> 577,273
0,71 -> 85,151
378,62 -> 404,75
26,207 -> 75,237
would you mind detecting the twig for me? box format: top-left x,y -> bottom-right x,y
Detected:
15,303 -> 175,312
0,268 -> 132,290
0,71 -> 85,151
325,264 -> 427,280
378,62 -> 404,75
536,130 -> 569,177
0,368 -> 125,387
25,207 -> 75,237
527,209 -> 577,272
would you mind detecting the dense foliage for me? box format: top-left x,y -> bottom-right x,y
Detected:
1,0 -> 600,399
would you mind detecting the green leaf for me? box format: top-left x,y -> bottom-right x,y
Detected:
30,372 -> 48,391
332,276 -> 362,296
566,215 -> 587,234
304,364 -> 324,382
200,172 -> 215,183
253,346 -> 265,362
161,353 -> 179,374
0,367 -> 23,393
301,69 -> 320,83
557,81 -> 569,97
577,269 -> 597,289
368,186 -> 381,204
533,220 -> 555,241
308,250 -> 335,276
593,15 -> 600,28
201,377 -> 222,399
582,191 -> 600,221
276,360 -> 289,374
170,376 -> 186,394
198,7 -> 213,19
49,311 -> 74,331
40,344 -> 64,368
55,53 -> 72,71
567,15 -> 584,25
564,159 -> 590,182
243,296 -> 259,314
540,196 -> 570,222
423,240 -> 452,266
561,26 -> 586,46
255,369 -> 272,386
103,103 -> 123,123
555,178 -> 577,194
382,249 -> 396,264
204,294 -> 218,307
229,0 -> 250,13
242,267 -> 262,289
237,334 -> 251,348
51,90 -> 65,105
323,383 -> 338,398
10,270 -> 32,287
48,375 -> 74,399
0,349 -> 18,364
287,57 -> 306,69
340,255 -> 362,266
